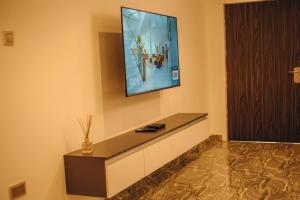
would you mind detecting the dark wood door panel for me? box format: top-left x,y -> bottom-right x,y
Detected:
261,0 -> 295,142
276,0 -> 295,142
294,0 -> 300,141
225,2 -> 264,141
260,1 -> 279,141
225,0 -> 299,142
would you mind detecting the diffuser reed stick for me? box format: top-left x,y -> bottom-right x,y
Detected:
77,115 -> 93,139
77,114 -> 93,154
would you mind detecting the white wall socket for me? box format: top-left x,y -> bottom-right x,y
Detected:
3,31 -> 14,46
9,180 -> 26,200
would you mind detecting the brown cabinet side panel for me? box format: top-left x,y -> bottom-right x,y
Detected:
64,156 -> 107,197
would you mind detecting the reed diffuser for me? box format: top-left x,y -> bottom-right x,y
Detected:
77,114 -> 93,154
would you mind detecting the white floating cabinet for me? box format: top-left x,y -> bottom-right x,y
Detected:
64,113 -> 208,198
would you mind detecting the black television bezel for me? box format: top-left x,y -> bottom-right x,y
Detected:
121,6 -> 181,97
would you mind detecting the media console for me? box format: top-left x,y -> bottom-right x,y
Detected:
64,113 -> 208,198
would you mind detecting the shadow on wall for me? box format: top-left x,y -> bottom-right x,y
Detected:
99,32 -> 161,137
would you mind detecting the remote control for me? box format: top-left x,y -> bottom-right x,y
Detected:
135,127 -> 158,132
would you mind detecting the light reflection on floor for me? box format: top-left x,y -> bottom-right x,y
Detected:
139,142 -> 300,200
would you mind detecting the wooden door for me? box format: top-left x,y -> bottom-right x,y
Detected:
225,0 -> 300,142
294,0 -> 300,142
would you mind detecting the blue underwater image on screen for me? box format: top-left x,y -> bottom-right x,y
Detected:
122,7 -> 180,96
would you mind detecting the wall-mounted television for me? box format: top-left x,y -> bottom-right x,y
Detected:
121,7 -> 180,97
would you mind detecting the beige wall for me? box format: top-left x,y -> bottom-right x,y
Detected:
0,0 -> 266,199
0,0 -> 208,200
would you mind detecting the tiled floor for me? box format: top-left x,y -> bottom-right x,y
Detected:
139,142 -> 300,200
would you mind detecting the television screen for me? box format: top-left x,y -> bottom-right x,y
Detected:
121,7 -> 180,96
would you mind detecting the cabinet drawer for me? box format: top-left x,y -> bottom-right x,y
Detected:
170,119 -> 208,159
144,137 -> 172,176
105,150 -> 144,198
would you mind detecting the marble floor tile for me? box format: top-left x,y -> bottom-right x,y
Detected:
138,142 -> 300,200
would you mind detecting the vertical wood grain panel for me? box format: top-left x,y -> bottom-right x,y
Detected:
260,1 -> 278,141
274,0 -> 295,142
225,2 -> 264,141
225,5 -> 236,140
225,0 -> 299,142
294,0 -> 300,141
